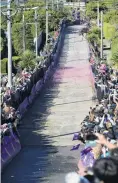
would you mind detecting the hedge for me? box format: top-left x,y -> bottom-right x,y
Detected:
1,56 -> 21,74
103,22 -> 115,40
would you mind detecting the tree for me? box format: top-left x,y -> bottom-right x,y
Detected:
0,37 -> 4,52
87,33 -> 100,46
19,50 -> 36,69
87,26 -> 101,46
86,1 -> 107,20
1,0 -> 71,58
0,29 -> 7,58
104,10 -> 118,25
110,0 -> 118,7
103,23 -> 116,40
111,44 -> 118,65
12,24 -> 23,55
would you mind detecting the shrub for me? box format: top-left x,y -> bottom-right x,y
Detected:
19,50 -> 36,69
103,22 -> 115,40
1,58 -> 8,74
87,27 -> 100,47
111,44 -> 118,65
1,56 -> 21,74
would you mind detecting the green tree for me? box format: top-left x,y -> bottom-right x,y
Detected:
19,50 -> 36,69
87,26 -> 101,46
86,1 -> 107,20
103,22 -> 116,40
0,37 -> 4,52
12,24 -> 23,55
104,10 -> 118,24
111,44 -> 118,65
1,0 -> 71,58
0,28 -> 7,58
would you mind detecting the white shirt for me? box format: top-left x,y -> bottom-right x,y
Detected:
99,114 -> 116,128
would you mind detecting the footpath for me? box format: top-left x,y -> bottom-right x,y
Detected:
2,25 -> 94,183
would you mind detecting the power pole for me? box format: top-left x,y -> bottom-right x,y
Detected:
101,11 -> 103,59
46,0 -> 48,46
7,0 -> 12,88
52,0 -> 54,10
57,0 -> 59,10
34,8 -> 38,58
22,13 -> 25,52
97,1 -> 100,27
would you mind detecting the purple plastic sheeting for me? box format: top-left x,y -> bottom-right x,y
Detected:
1,134 -> 21,170
44,66 -> 51,83
29,84 -> 36,100
28,85 -> 36,105
16,26 -> 64,117
35,79 -> 43,94
31,84 -> 36,96
1,144 -> 10,164
17,97 -> 29,117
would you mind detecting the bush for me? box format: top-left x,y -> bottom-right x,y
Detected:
103,22 -> 115,40
19,50 -> 36,69
87,33 -> 100,46
1,56 -> 21,74
87,27 -> 100,47
111,44 -> 118,65
1,58 -> 8,74
12,56 -> 21,64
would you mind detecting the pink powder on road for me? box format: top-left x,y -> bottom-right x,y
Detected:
52,62 -> 95,91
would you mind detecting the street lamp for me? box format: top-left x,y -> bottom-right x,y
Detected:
32,7 -> 38,58
7,0 -> 12,88
97,1 -> 100,27
46,0 -> 48,46
100,11 -> 103,60
17,6 -> 39,58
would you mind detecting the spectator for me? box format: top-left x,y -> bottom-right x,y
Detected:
110,148 -> 118,162
95,133 -> 117,150
65,172 -> 90,183
93,158 -> 118,183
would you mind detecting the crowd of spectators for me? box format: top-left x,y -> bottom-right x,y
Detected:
65,50 -> 118,182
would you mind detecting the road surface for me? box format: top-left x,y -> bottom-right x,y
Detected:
2,25 -> 94,183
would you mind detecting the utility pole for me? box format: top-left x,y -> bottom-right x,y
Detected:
34,8 -> 38,58
46,0 -> 48,46
52,0 -> 54,10
7,0 -> 12,88
22,13 -> 25,52
101,11 -> 103,59
97,1 -> 100,27
57,0 -> 59,10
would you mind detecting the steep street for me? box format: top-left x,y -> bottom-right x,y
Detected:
2,25 -> 94,183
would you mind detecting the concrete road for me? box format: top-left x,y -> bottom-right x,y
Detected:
2,25 -> 94,183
